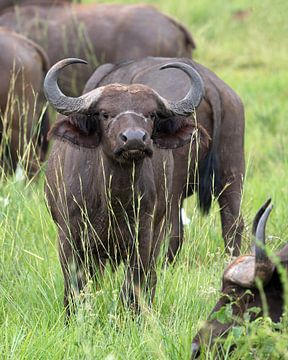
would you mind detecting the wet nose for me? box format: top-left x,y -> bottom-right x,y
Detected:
191,343 -> 201,359
119,129 -> 147,143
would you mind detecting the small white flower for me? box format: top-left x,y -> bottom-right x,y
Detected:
0,196 -> 9,207
181,208 -> 191,225
105,354 -> 117,360
15,164 -> 25,182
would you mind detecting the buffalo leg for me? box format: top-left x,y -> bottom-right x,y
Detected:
121,244 -> 151,311
59,236 -> 89,318
121,216 -> 153,311
218,176 -> 244,256
166,196 -> 184,263
217,100 -> 245,256
147,221 -> 166,304
121,256 -> 147,311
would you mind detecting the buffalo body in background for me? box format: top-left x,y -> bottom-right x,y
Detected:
44,58 -> 207,315
191,199 -> 288,358
0,27 -> 49,177
0,0 -> 195,94
84,56 -> 245,260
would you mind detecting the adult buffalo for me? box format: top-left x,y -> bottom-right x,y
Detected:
0,0 -> 195,95
191,199 -> 287,358
83,56 -> 245,260
44,58 -> 208,315
0,28 -> 49,177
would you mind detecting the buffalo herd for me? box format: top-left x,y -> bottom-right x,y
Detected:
0,0 -> 195,94
0,0 -> 286,358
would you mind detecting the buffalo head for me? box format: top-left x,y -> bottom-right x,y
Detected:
44,58 -> 204,163
191,199 -> 278,358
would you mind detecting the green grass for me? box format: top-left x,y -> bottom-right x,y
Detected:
1,0 -> 288,359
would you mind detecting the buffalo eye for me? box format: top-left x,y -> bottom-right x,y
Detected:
99,110 -> 109,121
149,112 -> 158,121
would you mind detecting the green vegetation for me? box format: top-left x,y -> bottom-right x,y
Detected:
1,0 -> 287,358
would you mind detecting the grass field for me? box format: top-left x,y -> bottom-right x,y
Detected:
0,0 -> 288,359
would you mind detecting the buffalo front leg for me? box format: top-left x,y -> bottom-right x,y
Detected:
121,218 -> 153,311
147,220 -> 167,304
121,249 -> 151,311
218,174 -> 244,257
59,235 -> 90,318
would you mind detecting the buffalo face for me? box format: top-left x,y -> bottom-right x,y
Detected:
90,85 -> 159,163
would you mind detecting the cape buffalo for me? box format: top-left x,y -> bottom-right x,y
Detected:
0,0 -> 195,95
191,199 -> 287,358
0,27 -> 49,177
83,56 -> 245,260
44,58 -> 208,315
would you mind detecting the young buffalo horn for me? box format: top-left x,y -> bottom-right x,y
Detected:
252,198 -> 272,237
44,58 -> 204,116
254,201 -> 275,284
223,199 -> 275,288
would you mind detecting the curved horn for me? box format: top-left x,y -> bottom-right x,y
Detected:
44,58 -> 104,115
251,198 -> 272,254
254,202 -> 275,284
252,198 -> 272,237
157,62 -> 204,116
223,201 -> 274,288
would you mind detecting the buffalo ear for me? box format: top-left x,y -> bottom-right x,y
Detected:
152,115 -> 210,149
48,114 -> 101,148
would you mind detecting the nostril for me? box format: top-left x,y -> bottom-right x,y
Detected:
120,133 -> 127,142
191,343 -> 201,359
120,130 -> 147,143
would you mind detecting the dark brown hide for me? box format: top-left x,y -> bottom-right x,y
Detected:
191,204 -> 288,359
0,28 -> 50,176
84,57 -> 245,259
45,61 -> 207,316
0,1 -> 195,94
